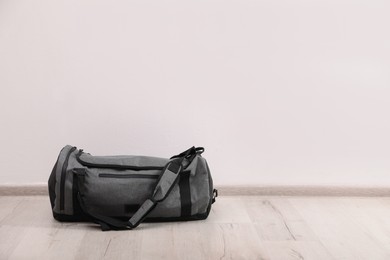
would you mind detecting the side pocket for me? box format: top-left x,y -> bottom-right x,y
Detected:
72,168 -> 90,221
53,168 -> 90,222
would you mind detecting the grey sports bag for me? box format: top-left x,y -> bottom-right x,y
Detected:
48,145 -> 217,231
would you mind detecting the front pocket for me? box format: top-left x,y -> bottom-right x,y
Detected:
98,173 -> 159,179
76,168 -> 160,217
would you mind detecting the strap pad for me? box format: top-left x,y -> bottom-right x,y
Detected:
128,159 -> 183,228
128,199 -> 156,228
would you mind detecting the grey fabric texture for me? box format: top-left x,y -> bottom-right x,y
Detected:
50,145 -> 214,222
78,153 -> 168,168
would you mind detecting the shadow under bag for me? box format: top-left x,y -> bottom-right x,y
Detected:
48,146 -> 217,231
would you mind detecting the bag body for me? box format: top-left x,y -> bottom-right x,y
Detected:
48,145 -> 216,230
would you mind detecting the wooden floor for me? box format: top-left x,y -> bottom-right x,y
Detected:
1,196 -> 390,259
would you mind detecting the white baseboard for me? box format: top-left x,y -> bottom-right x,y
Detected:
1,184 -> 390,196
0,184 -> 48,196
218,185 -> 390,196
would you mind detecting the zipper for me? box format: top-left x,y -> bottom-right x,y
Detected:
76,150 -> 164,171
99,173 -> 159,179
60,146 -> 77,210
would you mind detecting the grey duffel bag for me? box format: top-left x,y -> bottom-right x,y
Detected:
48,145 -> 217,231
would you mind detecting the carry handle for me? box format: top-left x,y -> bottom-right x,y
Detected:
170,147 -> 204,159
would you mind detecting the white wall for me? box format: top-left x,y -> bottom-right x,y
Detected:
1,0 -> 389,186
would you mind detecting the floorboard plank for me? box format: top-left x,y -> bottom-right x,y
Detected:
244,197 -> 318,241
288,197 -> 390,260
1,195 -> 390,259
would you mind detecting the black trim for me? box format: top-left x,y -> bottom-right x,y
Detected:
52,212 -> 91,223
179,171 -> 191,217
144,212 -> 209,222
60,147 -> 76,211
76,150 -> 164,171
48,161 -> 58,209
99,173 -> 159,179
52,210 -> 210,223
